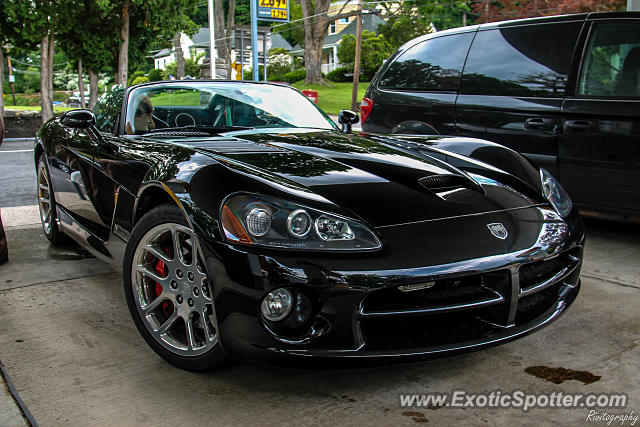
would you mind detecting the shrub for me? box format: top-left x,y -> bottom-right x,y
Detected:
147,69 -> 163,82
128,70 -> 145,86
326,67 -> 353,83
131,76 -> 149,86
243,65 -> 265,81
282,68 -> 306,84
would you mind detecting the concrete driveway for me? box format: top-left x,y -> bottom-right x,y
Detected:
0,140 -> 638,426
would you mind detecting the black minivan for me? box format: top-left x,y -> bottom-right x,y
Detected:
362,12 -> 640,218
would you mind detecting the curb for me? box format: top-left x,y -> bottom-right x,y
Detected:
1,138 -> 35,144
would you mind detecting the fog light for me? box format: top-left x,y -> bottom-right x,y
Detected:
245,208 -> 271,237
261,288 -> 293,321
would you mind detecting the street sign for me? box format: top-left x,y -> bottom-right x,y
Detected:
8,75 -> 15,83
257,0 -> 289,22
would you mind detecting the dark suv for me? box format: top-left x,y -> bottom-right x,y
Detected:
362,12 -> 640,218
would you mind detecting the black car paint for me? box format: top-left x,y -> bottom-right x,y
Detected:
362,12 -> 640,217
35,82 -> 584,364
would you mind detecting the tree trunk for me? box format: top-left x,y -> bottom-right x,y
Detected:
117,0 -> 130,87
299,0 -> 331,84
213,0 -> 230,65
174,34 -> 185,79
304,36 -> 324,83
40,34 -> 54,124
78,59 -> 86,109
89,69 -> 99,110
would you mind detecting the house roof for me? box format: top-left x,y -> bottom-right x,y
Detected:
291,13 -> 385,53
191,27 -> 211,46
271,33 -> 293,51
153,48 -> 171,59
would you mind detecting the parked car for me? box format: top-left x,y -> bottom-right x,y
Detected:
362,12 -> 640,219
66,91 -> 90,108
35,80 -> 583,371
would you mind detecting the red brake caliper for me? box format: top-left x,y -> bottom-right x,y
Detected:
154,255 -> 173,317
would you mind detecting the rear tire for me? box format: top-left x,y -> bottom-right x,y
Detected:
123,204 -> 227,371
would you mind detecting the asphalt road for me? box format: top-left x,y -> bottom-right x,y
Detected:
0,140 -> 38,208
0,142 -> 638,426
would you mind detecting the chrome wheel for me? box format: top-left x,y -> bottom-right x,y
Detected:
131,223 -> 217,356
37,161 -> 53,235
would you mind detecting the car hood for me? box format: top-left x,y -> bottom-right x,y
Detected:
149,129 -> 545,228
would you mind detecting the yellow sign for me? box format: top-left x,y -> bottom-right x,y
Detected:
259,0 -> 287,9
271,9 -> 287,19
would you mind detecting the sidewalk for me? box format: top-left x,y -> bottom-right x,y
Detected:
0,364 -> 29,427
329,115 -> 362,132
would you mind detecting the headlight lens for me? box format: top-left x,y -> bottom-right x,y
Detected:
220,193 -> 382,251
540,169 -> 572,217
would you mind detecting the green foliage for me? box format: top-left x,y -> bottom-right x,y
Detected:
337,31 -> 393,81
326,66 -> 360,83
243,66 -> 265,81
128,70 -> 146,86
377,1 -> 471,50
266,48 -> 293,80
131,76 -> 149,85
162,52 -> 205,80
282,69 -> 306,84
269,0 -> 303,48
147,68 -> 163,82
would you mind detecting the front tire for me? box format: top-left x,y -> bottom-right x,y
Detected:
37,154 -> 67,244
123,204 -> 226,371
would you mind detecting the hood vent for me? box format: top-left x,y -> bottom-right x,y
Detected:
419,174 -> 483,194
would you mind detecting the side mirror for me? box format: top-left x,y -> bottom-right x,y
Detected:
61,109 -> 96,129
338,109 -> 359,134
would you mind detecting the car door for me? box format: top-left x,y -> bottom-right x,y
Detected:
559,17 -> 640,214
48,119 -> 106,236
455,18 -> 585,178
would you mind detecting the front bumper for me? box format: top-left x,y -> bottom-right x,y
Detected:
202,205 -> 585,365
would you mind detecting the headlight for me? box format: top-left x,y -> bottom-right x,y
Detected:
220,193 -> 382,251
540,169 -> 572,217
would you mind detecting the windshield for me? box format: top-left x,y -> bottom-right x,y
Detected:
124,82 -> 336,135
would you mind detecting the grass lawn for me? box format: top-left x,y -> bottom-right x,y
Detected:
292,82 -> 370,115
5,105 -> 74,113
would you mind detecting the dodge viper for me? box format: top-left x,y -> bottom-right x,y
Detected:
34,81 -> 584,371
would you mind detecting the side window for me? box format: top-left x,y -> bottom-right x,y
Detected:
578,22 -> 640,97
461,22 -> 582,97
378,33 -> 474,91
93,87 -> 124,134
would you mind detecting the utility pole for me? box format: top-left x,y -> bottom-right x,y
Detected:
249,0 -> 259,81
462,11 -> 467,26
351,0 -> 363,112
6,55 -> 16,106
208,0 -> 216,78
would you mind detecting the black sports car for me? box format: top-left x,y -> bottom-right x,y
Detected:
35,81 -> 584,371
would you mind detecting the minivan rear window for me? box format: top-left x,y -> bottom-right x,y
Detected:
460,22 -> 582,97
378,33 -> 474,91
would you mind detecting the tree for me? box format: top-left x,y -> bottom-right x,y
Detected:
297,0 -> 362,84
377,0 -> 470,50
473,0 -> 625,23
57,0 -> 120,109
0,0 -> 77,122
337,30 -> 392,80
113,0 -> 198,87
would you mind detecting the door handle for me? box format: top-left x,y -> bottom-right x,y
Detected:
525,117 -> 555,131
564,120 -> 594,132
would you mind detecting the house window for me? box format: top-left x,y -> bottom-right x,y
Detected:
340,17 -> 349,24
329,21 -> 337,35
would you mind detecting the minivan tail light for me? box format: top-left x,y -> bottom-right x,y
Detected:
360,97 -> 373,124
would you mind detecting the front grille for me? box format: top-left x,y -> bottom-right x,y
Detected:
358,248 -> 582,352
362,271 -> 508,315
